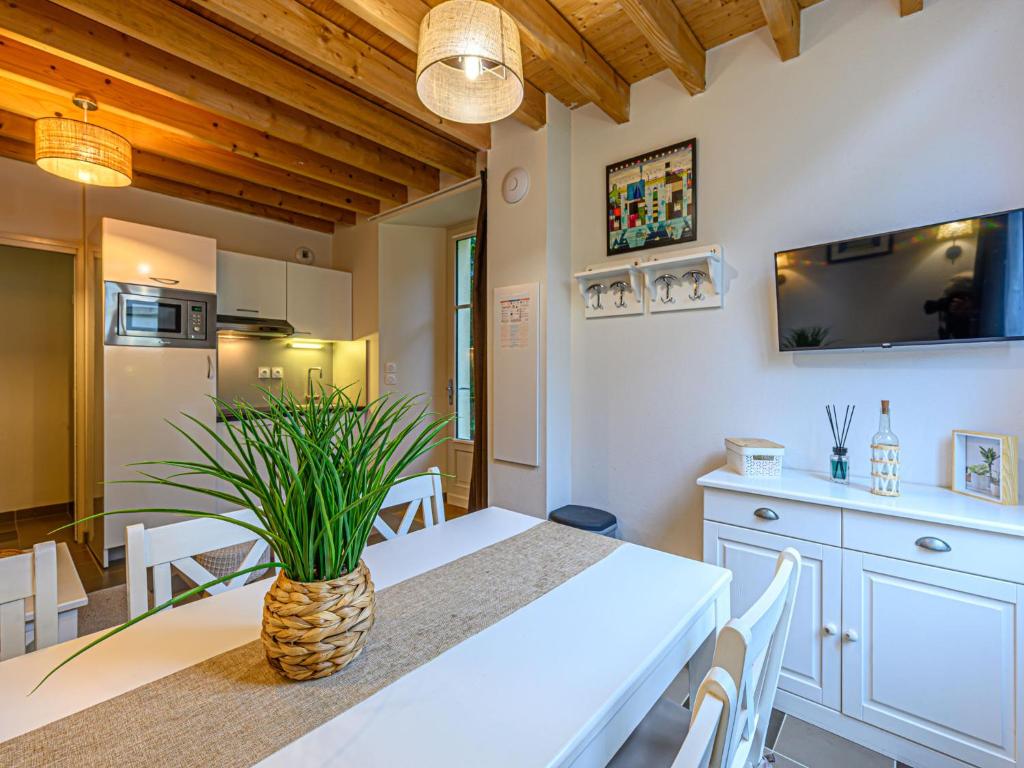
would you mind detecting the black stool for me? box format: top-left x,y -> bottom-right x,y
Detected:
548,505 -> 618,538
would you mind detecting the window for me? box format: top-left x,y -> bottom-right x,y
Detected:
454,234 -> 476,441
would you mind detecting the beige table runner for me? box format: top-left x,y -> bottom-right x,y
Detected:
1,522 -> 621,768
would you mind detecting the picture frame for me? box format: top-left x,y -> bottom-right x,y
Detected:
826,234 -> 892,263
606,139 -> 697,257
951,430 -> 1018,505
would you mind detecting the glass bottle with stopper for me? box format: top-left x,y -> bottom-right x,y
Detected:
870,399 -> 900,496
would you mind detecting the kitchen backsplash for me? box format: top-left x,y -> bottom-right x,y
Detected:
217,337 -> 367,408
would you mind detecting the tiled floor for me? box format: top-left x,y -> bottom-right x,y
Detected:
765,710 -> 915,768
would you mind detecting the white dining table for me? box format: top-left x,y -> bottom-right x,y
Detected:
0,507 -> 731,767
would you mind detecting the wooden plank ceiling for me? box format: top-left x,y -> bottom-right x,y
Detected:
0,0 -> 921,231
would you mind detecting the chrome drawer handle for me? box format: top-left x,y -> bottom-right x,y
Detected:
149,276 -> 180,285
753,507 -> 779,521
915,536 -> 951,553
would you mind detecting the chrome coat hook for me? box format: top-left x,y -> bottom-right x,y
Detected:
586,282 -> 607,310
681,269 -> 710,301
609,280 -> 630,308
654,274 -> 679,304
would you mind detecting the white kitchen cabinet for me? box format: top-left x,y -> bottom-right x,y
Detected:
843,551 -> 1021,768
286,262 -> 352,340
217,251 -> 287,319
703,520 -> 842,710
101,219 -> 216,292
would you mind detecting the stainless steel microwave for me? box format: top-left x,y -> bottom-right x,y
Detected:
104,281 -> 217,348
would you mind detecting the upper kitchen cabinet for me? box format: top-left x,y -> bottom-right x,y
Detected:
217,251 -> 287,319
101,219 -> 216,292
286,262 -> 352,340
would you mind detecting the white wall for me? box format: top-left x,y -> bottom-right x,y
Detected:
487,97 -> 573,518
567,0 -> 1024,557
0,156 -> 332,266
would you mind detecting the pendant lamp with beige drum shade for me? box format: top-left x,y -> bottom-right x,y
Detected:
35,94 -> 133,188
416,0 -> 524,124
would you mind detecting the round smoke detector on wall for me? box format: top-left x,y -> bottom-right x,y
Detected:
294,246 -> 316,265
502,167 -> 529,205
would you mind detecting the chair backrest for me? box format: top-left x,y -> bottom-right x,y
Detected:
373,468 -> 445,540
126,509 -> 271,619
670,667 -> 738,768
713,548 -> 802,768
0,542 -> 58,661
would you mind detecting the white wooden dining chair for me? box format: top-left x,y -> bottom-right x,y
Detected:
610,548 -> 801,768
0,541 -> 58,661
373,468 -> 445,540
126,509 -> 272,619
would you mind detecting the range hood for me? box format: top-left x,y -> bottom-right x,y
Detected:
216,314 -> 295,338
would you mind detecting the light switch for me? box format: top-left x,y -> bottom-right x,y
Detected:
385,362 -> 398,374
384,373 -> 398,386
257,367 -> 271,380
271,366 -> 284,379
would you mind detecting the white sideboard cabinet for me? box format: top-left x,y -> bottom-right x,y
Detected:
700,467 -> 1024,768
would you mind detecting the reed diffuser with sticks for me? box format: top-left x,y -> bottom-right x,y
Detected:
826,404 -> 855,484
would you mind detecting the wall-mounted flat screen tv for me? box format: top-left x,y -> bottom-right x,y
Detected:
774,209 -> 1024,351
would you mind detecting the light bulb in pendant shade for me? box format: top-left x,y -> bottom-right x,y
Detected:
416,0 -> 523,124
34,95 -> 132,188
463,56 -> 482,81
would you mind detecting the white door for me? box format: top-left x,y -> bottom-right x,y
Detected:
704,521 -> 841,709
217,251 -> 286,319
445,230 -> 476,509
286,262 -> 352,340
103,346 -> 218,555
842,551 -> 1021,768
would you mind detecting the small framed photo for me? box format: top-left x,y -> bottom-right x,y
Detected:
951,430 -> 1018,505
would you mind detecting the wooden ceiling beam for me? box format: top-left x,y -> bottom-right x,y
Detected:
188,0 -> 491,147
486,0 -> 630,123
758,0 -> 801,61
0,131 -> 346,231
0,36 -> 407,205
616,0 -> 705,94
299,0 -> 546,129
900,0 -> 924,16
46,0 -> 477,177
0,0 -> 439,191
0,74 -> 381,215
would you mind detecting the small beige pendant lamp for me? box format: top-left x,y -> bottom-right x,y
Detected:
35,93 -> 133,187
416,0 -> 524,124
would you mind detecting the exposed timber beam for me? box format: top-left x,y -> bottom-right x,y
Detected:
0,0 -> 441,190
900,0 -> 923,16
46,0 -> 477,176
617,0 -> 705,94
757,0 -> 801,61
0,74 -> 381,215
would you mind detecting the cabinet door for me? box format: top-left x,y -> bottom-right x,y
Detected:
286,263 -> 352,340
217,251 -> 286,319
842,551 -> 1021,768
704,521 -> 841,709
102,219 -> 216,292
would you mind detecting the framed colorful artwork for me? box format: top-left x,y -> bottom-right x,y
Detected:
951,430 -> 1018,505
606,139 -> 697,257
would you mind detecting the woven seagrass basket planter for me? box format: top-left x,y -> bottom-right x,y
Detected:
261,561 -> 376,681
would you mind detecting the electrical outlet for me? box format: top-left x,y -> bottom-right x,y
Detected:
257,367 -> 271,379
271,366 -> 284,379
384,373 -> 398,386
385,362 -> 397,374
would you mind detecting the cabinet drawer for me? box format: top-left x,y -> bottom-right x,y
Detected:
703,488 -> 840,546
843,509 -> 1024,584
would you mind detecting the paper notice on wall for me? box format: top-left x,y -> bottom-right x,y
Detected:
499,293 -> 531,349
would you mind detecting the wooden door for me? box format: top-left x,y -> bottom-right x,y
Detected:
704,521 -> 841,709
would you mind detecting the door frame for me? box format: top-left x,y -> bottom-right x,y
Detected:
0,230 -> 97,545
445,221 -> 476,509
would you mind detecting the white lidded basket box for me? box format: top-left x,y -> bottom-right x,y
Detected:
725,438 -> 785,477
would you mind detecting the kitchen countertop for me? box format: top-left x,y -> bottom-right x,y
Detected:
216,403 -> 364,423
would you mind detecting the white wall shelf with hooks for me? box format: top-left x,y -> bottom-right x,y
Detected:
573,259 -> 644,318
637,244 -> 724,312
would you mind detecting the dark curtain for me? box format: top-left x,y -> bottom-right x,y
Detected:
467,170 -> 489,512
